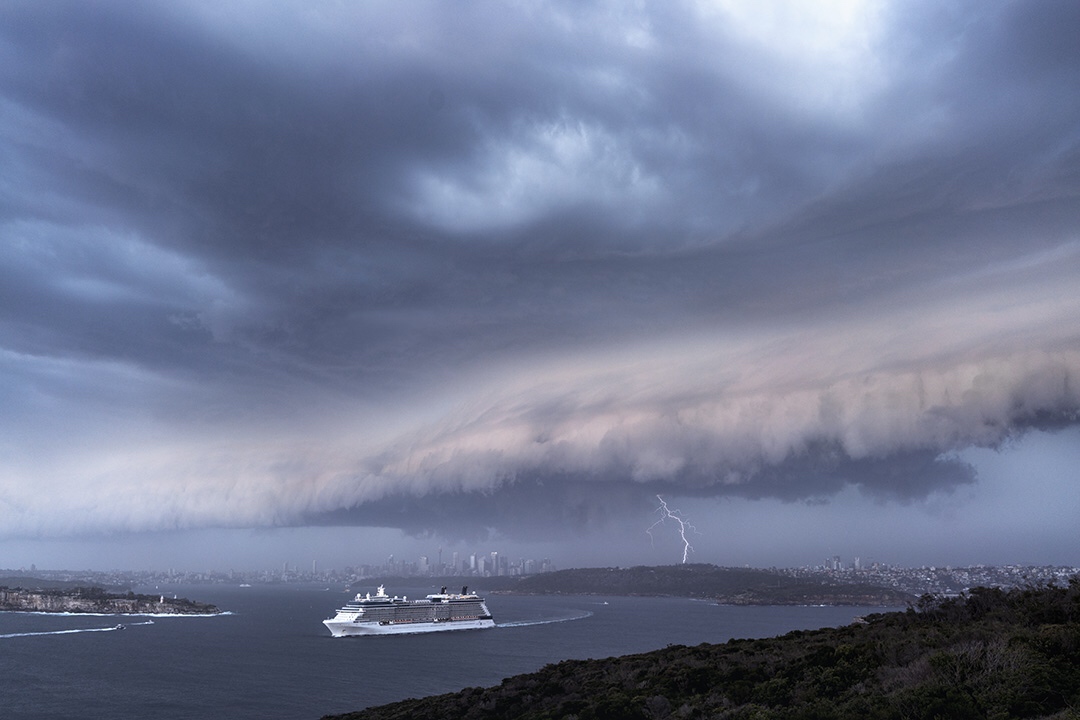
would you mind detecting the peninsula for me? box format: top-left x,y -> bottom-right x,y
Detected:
472,565 -> 915,606
0,584 -> 219,615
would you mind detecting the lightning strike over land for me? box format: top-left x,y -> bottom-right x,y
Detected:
647,495 -> 698,564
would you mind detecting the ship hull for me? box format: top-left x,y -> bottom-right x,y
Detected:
323,617 -> 495,637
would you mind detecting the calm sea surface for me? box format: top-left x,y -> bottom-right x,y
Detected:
0,584 -> 898,719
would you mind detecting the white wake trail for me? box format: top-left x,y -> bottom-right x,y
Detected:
2,626 -> 118,639
497,610 -> 593,628
0,619 -> 155,639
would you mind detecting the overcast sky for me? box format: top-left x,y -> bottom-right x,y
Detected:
2,0 -> 1079,573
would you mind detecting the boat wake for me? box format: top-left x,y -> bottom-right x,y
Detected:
497,610 -> 593,628
5,610 -> 230,618
0,620 -> 155,639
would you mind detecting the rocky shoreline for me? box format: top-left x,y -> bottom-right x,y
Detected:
0,586 -> 219,615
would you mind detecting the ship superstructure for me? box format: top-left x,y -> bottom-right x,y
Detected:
323,585 -> 495,637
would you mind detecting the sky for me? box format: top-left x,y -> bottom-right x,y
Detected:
1,0 -> 1079,573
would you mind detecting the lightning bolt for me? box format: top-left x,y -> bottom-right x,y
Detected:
646,494 -> 697,564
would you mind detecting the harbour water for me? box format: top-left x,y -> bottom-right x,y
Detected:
0,584 -> 898,719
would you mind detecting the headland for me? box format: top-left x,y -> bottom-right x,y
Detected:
0,583 -> 219,615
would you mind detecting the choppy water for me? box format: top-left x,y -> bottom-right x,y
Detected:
0,584 -> 895,719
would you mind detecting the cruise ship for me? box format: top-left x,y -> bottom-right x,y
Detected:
323,585 -> 495,637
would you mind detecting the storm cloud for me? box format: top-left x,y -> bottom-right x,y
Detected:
1,0 -> 1079,554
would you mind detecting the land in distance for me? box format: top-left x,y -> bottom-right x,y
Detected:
360,564 -> 914,606
0,580 -> 219,615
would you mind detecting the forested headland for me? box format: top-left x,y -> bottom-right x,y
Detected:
381,564 -> 913,606
325,579 -> 1080,720
0,581 -> 219,615
505,565 -> 912,605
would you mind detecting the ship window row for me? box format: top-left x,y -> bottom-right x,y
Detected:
360,604 -> 484,620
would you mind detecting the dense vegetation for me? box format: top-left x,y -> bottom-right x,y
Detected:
0,576 -> 126,592
511,564 -> 801,597
325,579 -> 1080,720
0,584 -> 219,614
506,565 -> 912,605
374,565 -> 912,605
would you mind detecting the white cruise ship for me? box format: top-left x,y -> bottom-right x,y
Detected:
323,585 -> 495,637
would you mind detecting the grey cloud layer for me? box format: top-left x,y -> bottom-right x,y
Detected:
1,0 -> 1078,540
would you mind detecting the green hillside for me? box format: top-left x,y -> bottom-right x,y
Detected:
485,565 -> 911,605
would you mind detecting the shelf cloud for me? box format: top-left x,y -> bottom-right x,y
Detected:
1,0 -> 1078,559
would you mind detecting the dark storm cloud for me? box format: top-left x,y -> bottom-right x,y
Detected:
313,449 -> 979,544
1,0 -> 1079,541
